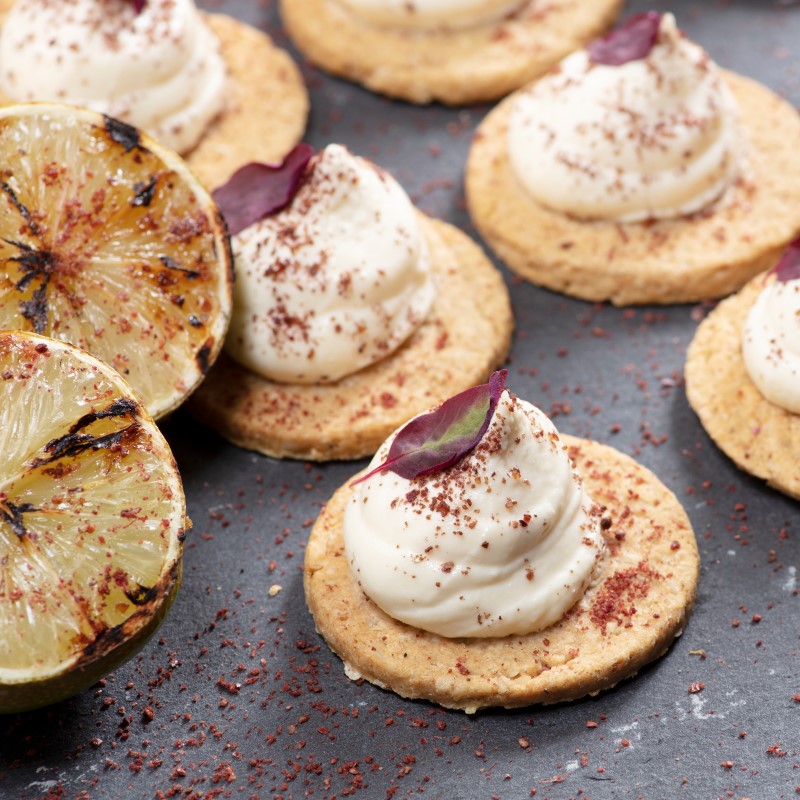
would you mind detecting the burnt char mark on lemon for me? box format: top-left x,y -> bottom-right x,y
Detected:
1,182 -> 40,236
5,240 -> 50,291
215,207 -> 236,288
68,397 -> 140,433
81,557 -> 182,662
81,623 -> 125,659
159,255 -> 200,279
104,115 -> 141,153
33,424 -> 143,467
30,397 -> 142,467
20,283 -> 49,334
125,584 -> 158,607
0,501 -> 37,539
196,340 -> 213,375
132,176 -> 158,208
3,240 -> 57,334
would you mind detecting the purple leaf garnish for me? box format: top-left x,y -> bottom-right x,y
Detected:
211,144 -> 315,236
130,0 -> 146,13
353,370 -> 508,485
771,237 -> 800,283
588,12 -> 662,67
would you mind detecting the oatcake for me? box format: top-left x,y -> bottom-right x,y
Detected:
305,436 -> 700,712
280,0 -> 622,105
466,72 -> 800,305
685,273 -> 800,500
189,215 -> 513,461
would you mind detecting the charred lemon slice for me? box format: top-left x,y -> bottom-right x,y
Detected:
0,103 -> 233,419
0,331 -> 186,713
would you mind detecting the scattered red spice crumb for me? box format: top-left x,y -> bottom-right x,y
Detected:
589,562 -> 661,633
380,392 -> 397,408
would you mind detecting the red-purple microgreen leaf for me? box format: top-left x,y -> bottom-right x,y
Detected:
130,0 -> 146,13
770,237 -> 800,283
353,370 -> 508,485
211,144 -> 314,235
588,12 -> 662,66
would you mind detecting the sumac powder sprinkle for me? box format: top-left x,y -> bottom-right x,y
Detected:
589,562 -> 660,633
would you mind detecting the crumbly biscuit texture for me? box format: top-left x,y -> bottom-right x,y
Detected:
686,274 -> 800,500
0,10 -> 309,190
280,0 -> 622,105
185,14 -> 308,189
189,216 -> 513,461
466,73 -> 800,305
305,437 -> 700,712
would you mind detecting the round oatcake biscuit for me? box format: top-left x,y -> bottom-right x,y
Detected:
188,216 -> 513,461
685,273 -> 800,500
0,8 -> 309,190
280,0 -> 622,105
466,72 -> 800,306
304,436 -> 700,712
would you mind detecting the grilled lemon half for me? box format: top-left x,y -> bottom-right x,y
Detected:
0,330 -> 187,713
0,103 -> 233,419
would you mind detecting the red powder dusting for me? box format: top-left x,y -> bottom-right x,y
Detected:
589,562 -> 661,634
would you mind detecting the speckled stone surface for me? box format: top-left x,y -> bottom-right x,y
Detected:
1,2 -> 799,799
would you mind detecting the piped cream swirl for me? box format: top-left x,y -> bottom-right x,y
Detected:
225,144 -> 436,385
0,0 -> 226,153
344,391 -> 605,638
742,277 -> 800,413
507,13 -> 742,222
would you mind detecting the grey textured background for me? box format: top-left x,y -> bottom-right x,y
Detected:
2,1 -> 799,799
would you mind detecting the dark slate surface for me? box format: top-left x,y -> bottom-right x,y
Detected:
2,1 -> 799,798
